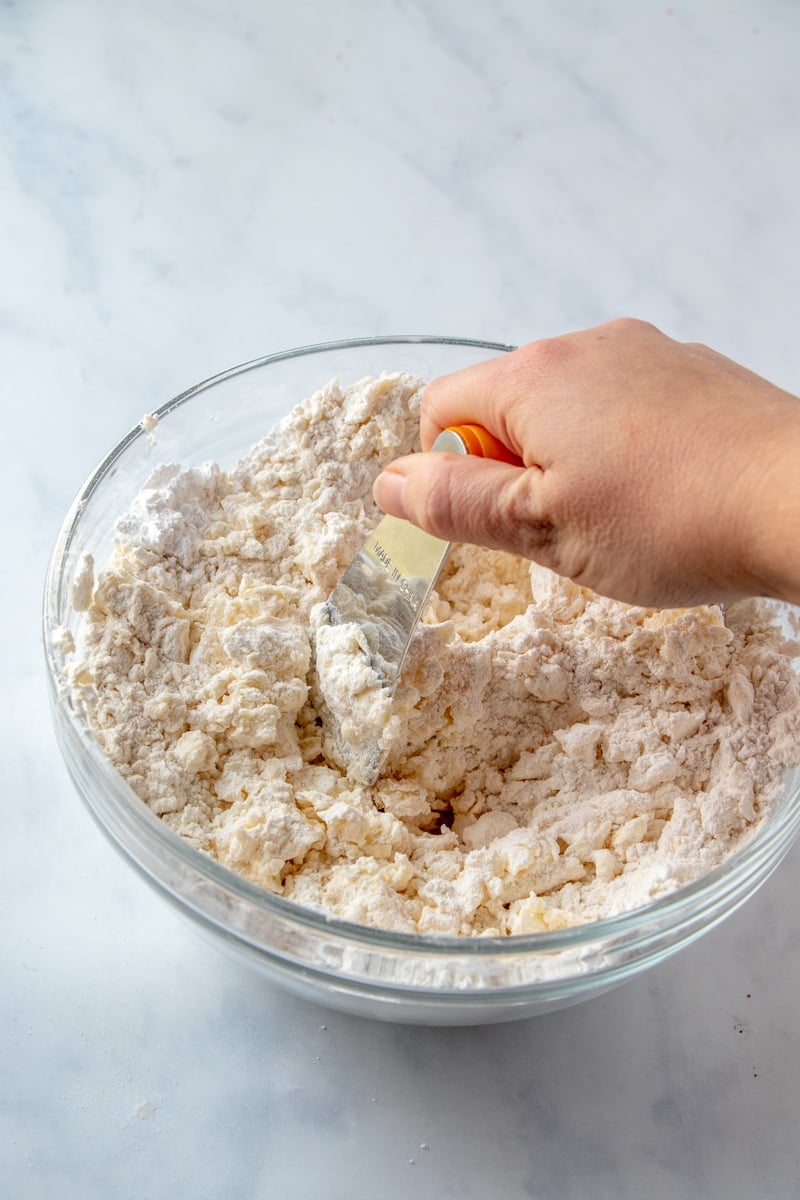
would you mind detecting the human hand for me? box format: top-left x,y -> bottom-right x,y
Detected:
373,318 -> 800,608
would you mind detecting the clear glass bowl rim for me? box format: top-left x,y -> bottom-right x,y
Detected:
43,334 -> 800,965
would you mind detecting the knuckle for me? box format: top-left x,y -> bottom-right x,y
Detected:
419,376 -> 448,428
512,336 -> 570,377
418,458 -> 460,540
684,339 -> 714,356
603,316 -> 659,338
490,472 -> 557,558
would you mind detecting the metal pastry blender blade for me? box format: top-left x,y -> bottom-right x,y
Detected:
317,423 -> 520,783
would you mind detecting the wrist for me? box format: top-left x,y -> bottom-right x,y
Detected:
737,402 -> 800,605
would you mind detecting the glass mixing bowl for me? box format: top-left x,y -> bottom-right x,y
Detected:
44,336 -> 800,1025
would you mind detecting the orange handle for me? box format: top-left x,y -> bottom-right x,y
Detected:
443,423 -> 521,465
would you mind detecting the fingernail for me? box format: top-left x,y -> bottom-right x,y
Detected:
373,469 -> 408,519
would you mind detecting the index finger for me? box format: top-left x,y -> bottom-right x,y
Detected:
419,352 -> 519,452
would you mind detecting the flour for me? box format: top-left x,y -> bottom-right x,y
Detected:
69,372 -> 800,936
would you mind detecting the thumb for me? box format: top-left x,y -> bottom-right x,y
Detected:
373,452 -> 551,558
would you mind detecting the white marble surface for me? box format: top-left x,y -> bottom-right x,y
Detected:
5,1 -> 800,1196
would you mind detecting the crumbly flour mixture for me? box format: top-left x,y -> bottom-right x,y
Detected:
69,373 -> 800,936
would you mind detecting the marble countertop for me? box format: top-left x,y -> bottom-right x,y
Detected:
5,2 -> 800,1196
